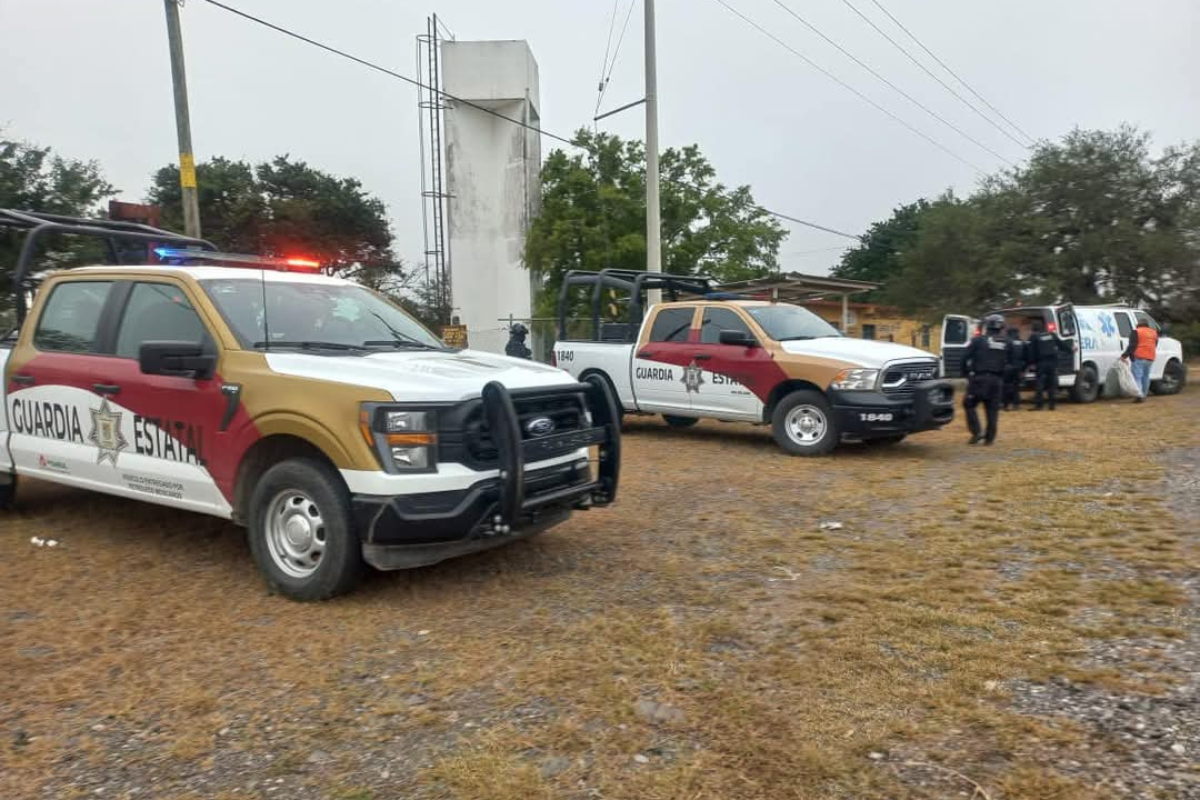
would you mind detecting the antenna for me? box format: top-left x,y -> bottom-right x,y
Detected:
260,267 -> 271,351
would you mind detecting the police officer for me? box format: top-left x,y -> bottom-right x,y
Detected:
505,322 -> 532,360
1002,326 -> 1027,411
1026,318 -> 1059,411
962,314 -> 1009,445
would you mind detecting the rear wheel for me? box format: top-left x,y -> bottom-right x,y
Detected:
662,414 -> 699,428
582,371 -> 625,425
1072,364 -> 1100,403
248,458 -> 364,601
0,475 -> 16,511
1151,359 -> 1186,396
771,390 -> 839,456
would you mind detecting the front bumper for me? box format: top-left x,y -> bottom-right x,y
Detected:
353,377 -> 621,570
830,380 -> 955,439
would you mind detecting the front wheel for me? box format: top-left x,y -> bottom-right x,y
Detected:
771,390 -> 839,456
1072,364 -> 1100,403
248,458 -> 364,602
0,475 -> 16,511
662,414 -> 699,429
1151,360 -> 1186,396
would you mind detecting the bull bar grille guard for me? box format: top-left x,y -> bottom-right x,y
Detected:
480,376 -> 621,528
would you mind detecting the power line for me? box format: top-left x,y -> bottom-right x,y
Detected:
594,0 -> 621,118
839,0 -> 1031,150
596,0 -> 638,115
867,0 -> 1035,145
761,209 -> 858,240
198,0 -> 860,243
712,0 -> 986,175
766,0 -> 1015,167
197,0 -> 580,148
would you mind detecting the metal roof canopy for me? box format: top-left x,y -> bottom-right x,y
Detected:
718,272 -> 880,303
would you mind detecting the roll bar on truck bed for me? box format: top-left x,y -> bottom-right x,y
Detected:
556,268 -> 718,343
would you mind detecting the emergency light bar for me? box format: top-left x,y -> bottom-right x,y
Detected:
154,248 -> 322,272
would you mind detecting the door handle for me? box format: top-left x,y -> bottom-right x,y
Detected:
10,374 -> 34,386
92,383 -> 121,395
637,349 -> 654,359
692,353 -> 713,361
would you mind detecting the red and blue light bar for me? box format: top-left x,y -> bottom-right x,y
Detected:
154,248 -> 322,272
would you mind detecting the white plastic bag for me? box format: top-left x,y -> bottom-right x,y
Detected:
1110,359 -> 1140,398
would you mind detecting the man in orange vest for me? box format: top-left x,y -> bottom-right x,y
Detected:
1121,316 -> 1159,403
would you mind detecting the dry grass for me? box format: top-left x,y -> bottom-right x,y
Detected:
1,386 -> 1198,799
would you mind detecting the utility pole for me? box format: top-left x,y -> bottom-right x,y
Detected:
644,0 -> 662,307
163,0 -> 201,238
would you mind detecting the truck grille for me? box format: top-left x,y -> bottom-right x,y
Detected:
880,361 -> 940,397
439,389 -> 590,469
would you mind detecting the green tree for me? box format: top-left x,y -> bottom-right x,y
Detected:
831,198 -> 934,298
524,129 -> 786,315
0,136 -> 116,298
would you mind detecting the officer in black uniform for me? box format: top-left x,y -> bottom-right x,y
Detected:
962,314 -> 1009,445
505,322 -> 532,360
1026,318 -> 1059,411
1002,326 -> 1027,411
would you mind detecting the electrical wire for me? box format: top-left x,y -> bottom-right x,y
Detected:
761,209 -> 859,240
197,0 -> 863,242
197,0 -> 580,148
766,0 -> 1014,167
866,0 -> 1035,144
595,0 -> 621,114
840,0 -> 1030,149
596,0 -> 638,116
712,0 -> 986,175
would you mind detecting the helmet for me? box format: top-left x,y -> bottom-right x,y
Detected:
984,314 -> 1005,334
510,323 -> 529,337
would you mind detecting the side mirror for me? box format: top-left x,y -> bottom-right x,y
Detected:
139,340 -> 216,380
718,329 -> 758,347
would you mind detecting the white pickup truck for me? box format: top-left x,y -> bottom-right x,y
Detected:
0,211 -> 621,600
552,270 -> 954,455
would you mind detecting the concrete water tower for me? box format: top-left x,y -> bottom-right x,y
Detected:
440,40 -> 541,353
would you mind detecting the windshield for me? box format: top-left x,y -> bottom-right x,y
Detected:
200,279 -> 446,351
746,304 -> 841,341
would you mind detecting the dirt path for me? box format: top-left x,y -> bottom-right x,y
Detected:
2,388 -> 1198,800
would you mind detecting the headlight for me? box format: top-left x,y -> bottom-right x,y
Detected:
360,406 -> 438,472
830,368 -> 879,391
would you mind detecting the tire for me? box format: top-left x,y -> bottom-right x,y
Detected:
662,414 -> 699,428
248,457 -> 364,601
1072,364 -> 1100,403
1151,359 -> 1186,396
863,435 -> 906,447
771,390 -> 839,456
582,371 -> 625,424
0,475 -> 16,511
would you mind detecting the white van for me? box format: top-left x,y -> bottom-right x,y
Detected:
941,304 -> 1186,402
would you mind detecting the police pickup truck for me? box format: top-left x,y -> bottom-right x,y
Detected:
552,270 -> 953,455
0,211 -> 620,600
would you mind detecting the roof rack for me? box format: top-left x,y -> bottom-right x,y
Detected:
0,209 -> 217,325
557,269 -> 716,341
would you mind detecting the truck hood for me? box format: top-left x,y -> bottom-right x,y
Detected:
778,337 -> 936,368
264,348 -> 579,402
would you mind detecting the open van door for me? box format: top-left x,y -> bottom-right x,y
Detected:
940,315 -> 977,378
1053,304 -> 1082,377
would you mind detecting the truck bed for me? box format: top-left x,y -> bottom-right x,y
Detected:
554,341 -> 637,411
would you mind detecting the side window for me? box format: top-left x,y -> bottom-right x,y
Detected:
1115,313 -> 1133,338
1057,309 -> 1077,337
700,307 -> 753,344
115,283 -> 209,359
944,318 -> 968,345
33,281 -> 113,353
648,307 -> 695,343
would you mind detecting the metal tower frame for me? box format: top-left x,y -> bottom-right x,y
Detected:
416,14 -> 454,323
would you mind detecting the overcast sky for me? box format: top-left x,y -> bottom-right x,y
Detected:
3,0 -> 1198,276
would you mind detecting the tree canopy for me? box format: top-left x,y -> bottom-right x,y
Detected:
0,136 -> 116,297
524,129 -> 786,315
833,126 -> 1200,322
